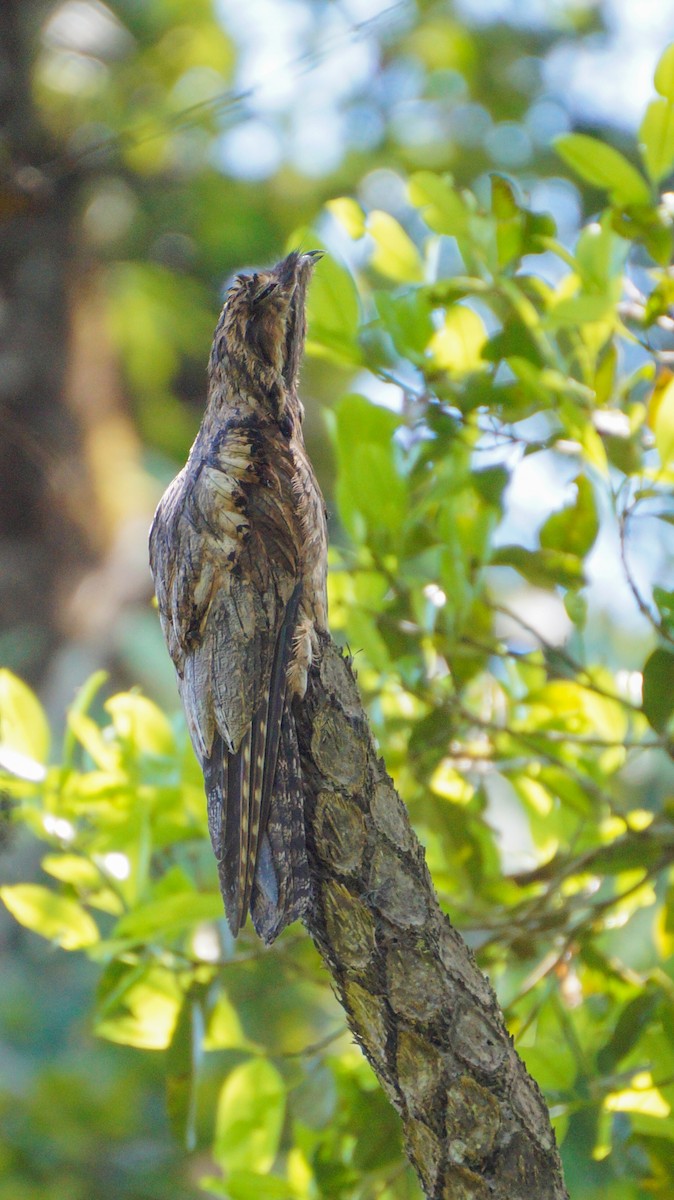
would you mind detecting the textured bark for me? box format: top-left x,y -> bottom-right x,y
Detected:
296,634 -> 569,1200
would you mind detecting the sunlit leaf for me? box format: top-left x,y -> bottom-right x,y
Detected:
41,853 -> 103,888
0,884 -> 99,950
326,196 -> 366,239
204,989 -> 251,1051
639,98 -> 674,183
68,712 -> 120,771
113,890 -> 224,942
95,962 -> 182,1049
0,669 -> 49,763
652,373 -> 674,467
408,170 -> 469,236
106,692 -> 176,757
605,1074 -> 670,1118
655,43 -> 674,102
201,1171 -> 300,1199
368,211 -> 424,283
547,294 -> 613,326
555,133 -> 652,205
214,1058 -> 286,1173
428,305 -> 486,373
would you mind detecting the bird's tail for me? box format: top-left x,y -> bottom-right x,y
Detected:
250,701 -> 311,943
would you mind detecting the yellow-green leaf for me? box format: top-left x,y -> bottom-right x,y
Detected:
68,711 -> 120,771
639,98 -> 674,183
95,964 -> 182,1049
0,884 -> 99,950
305,253 -> 361,366
428,305 -> 486,373
326,196 -> 366,239
204,990 -> 251,1051
555,133 -> 652,206
655,43 -> 674,102
41,854 -> 102,888
605,1073 -> 670,1118
214,1059 -> 286,1174
539,476 -> 599,558
0,669 -> 49,763
407,171 -> 469,236
368,211 -> 423,282
114,891 -> 224,942
653,373 -> 674,466
106,692 -> 176,756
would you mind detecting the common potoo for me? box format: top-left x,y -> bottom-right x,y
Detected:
149,251 -> 328,943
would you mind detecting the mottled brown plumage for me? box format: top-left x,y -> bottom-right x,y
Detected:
149,251 -> 328,942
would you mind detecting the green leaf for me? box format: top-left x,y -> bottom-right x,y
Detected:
368,211 -> 424,282
166,992 -> 205,1151
547,295 -> 613,327
491,174 -> 524,267
520,1044 -> 577,1092
375,289 -> 433,360
653,374 -> 674,467
201,1172 -> 300,1199
95,962 -> 182,1049
204,990 -> 251,1051
492,544 -> 584,589
483,319 -> 544,368
62,670 -> 108,769
575,219 -> 627,291
0,669 -> 50,763
472,466 -> 510,508
639,98 -> 674,184
333,395 -> 406,545
555,133 -> 652,205
653,586 -> 674,633
408,170 -> 469,237
106,692 -> 176,757
214,1059 -> 286,1174
588,836 -> 664,875
655,43 -> 674,102
539,476 -> 599,558
305,254 -> 361,366
343,443 -> 407,538
326,196 -> 366,239
0,884 -> 99,950
642,647 -> 674,733
428,305 -> 487,373
113,891 -> 224,942
41,853 -> 103,888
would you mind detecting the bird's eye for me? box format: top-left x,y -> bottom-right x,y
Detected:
253,281 -> 278,305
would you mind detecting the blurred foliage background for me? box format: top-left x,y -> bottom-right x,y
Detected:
3,1 -> 674,1197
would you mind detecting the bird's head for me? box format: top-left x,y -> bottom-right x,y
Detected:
209,249 -> 322,419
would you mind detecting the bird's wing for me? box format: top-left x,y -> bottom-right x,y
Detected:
149,421 -> 303,934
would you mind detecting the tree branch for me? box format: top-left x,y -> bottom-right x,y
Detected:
295,633 -> 569,1200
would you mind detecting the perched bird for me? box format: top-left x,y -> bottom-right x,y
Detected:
149,250 -> 328,943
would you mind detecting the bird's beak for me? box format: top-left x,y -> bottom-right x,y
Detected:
305,249 -> 324,262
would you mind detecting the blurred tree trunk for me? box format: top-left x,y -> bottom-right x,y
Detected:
0,0 -> 96,682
